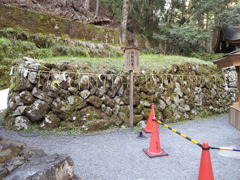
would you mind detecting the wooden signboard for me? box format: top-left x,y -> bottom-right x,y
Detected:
124,47 -> 140,71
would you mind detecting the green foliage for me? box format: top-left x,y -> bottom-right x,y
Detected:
154,24 -> 211,55
128,0 -> 165,37
190,51 -> 223,61
0,37 -> 53,59
36,48 -> 53,58
216,5 -> 240,27
101,0 -> 165,37
0,53 -> 12,89
100,0 -> 123,20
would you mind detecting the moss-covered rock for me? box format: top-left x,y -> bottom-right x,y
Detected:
25,100 -> 50,122
39,112 -> 60,130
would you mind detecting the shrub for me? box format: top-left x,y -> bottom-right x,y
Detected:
190,51 -> 223,61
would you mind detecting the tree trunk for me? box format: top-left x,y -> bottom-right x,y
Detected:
120,0 -> 131,45
205,12 -> 209,50
84,0 -> 90,11
95,0 -> 99,17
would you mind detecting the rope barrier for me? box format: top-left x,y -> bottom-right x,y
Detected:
155,119 -> 202,148
11,67 -> 223,78
155,119 -> 240,152
210,146 -> 240,152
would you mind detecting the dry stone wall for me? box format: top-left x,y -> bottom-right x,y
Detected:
2,58 -> 237,132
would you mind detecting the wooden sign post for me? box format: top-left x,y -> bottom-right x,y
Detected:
123,47 -> 140,131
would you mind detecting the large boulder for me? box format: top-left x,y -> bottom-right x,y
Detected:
4,153 -> 74,180
25,100 -> 50,122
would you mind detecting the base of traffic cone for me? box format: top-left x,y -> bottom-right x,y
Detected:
143,105 -> 155,133
142,148 -> 168,158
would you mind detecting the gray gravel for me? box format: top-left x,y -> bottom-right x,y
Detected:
1,114 -> 240,180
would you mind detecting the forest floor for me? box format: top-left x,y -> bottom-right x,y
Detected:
1,114 -> 240,180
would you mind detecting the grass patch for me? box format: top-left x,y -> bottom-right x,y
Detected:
40,54 -> 212,73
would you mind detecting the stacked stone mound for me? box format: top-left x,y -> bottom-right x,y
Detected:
0,136 -> 75,179
2,58 -> 237,132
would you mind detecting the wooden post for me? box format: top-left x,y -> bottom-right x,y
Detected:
236,66 -> 240,105
130,70 -> 134,131
123,47 -> 140,131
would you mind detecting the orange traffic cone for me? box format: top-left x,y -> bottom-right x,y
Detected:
198,142 -> 214,180
143,115 -> 168,158
143,105 -> 154,133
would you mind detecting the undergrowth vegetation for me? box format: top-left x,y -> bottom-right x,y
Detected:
40,54 -> 212,74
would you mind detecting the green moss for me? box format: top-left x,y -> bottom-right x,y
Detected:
9,83 -> 16,91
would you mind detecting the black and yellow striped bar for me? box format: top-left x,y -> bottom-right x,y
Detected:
210,146 -> 240,152
156,120 -> 202,148
155,119 -> 240,152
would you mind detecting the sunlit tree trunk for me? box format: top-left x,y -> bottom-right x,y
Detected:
84,0 -> 90,11
120,0 -> 131,45
95,0 -> 99,17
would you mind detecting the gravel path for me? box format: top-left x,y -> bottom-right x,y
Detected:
1,114 -> 240,180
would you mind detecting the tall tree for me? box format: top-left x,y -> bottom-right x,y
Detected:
95,0 -> 100,17
120,0 -> 131,45
84,0 -> 90,11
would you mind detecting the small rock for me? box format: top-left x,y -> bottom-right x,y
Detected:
32,87 -> 52,103
19,147 -> 45,161
39,112 -> 60,130
137,121 -> 146,129
102,95 -> 115,108
29,63 -> 41,70
113,105 -> 120,115
20,91 -> 35,105
101,104 -> 107,111
14,116 -> 31,130
5,156 -> 26,167
80,90 -> 90,99
28,72 -> 38,84
0,139 -> 26,150
12,106 -> 27,117
96,86 -> 108,97
0,149 -> 12,158
0,166 -> 9,178
140,100 -> 151,107
86,96 -> 103,108
105,107 -> 112,116
158,99 -> 166,110
68,87 -> 77,94
114,96 -> 124,105
67,96 -> 75,105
